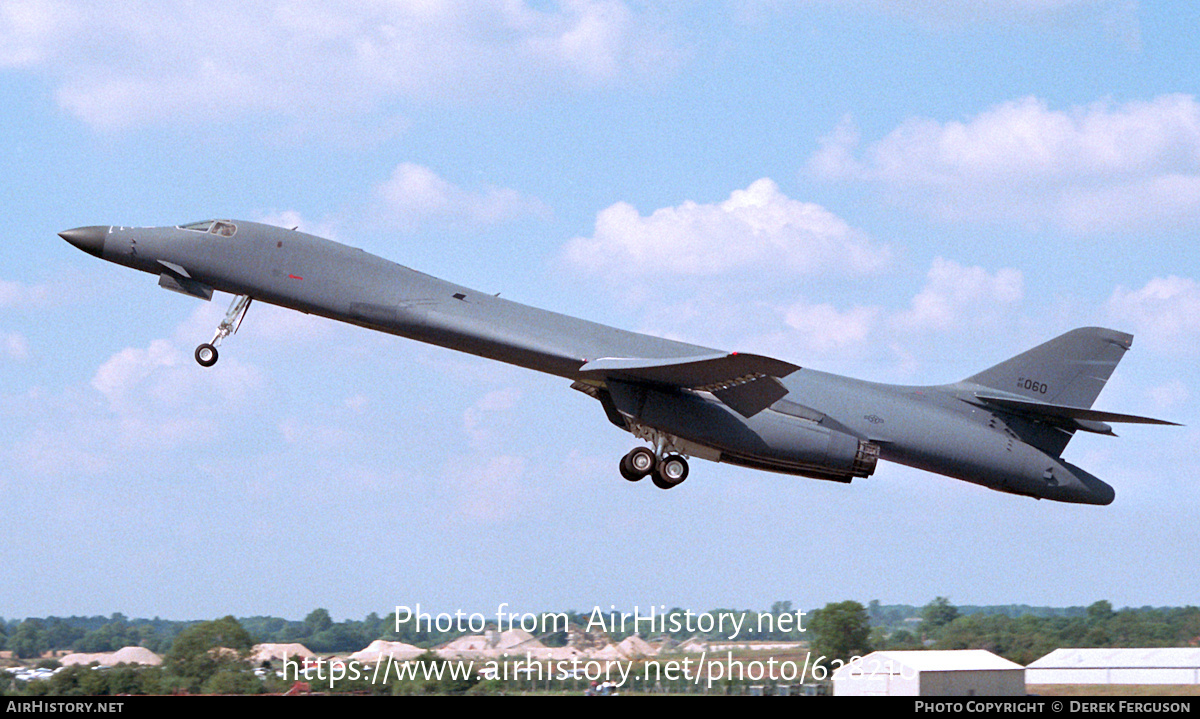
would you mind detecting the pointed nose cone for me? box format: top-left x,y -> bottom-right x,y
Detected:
59,226 -> 108,258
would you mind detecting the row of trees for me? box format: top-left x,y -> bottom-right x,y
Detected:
0,616 -> 180,659
4,600 -> 1198,665
0,610 -> 391,659
0,604 -> 811,658
5,615 -> 480,696
8,617 -> 258,696
5,600 -> 1200,696
807,598 -> 1200,667
916,600 -> 1200,665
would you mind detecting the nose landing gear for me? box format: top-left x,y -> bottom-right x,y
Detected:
195,294 -> 252,367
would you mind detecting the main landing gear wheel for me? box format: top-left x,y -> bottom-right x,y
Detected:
194,343 -> 218,367
651,454 -> 689,490
620,445 -> 689,489
620,447 -> 656,482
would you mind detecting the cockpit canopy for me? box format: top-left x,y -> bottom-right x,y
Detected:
179,220 -> 237,237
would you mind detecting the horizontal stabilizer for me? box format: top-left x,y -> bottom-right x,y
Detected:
579,352 -> 799,417
975,393 -> 1180,428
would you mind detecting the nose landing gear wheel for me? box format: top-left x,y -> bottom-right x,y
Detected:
195,343 -> 218,367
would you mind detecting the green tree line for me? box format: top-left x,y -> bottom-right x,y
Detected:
3,600 -> 1197,665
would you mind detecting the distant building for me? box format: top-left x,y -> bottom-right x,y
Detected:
350,640 -> 424,663
249,643 -> 316,664
832,650 -> 1025,696
1027,648 -> 1200,685
60,647 -> 161,667
436,629 -> 549,659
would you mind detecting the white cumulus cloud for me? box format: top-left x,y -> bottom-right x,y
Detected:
0,278 -> 50,308
735,0 -> 1140,48
560,177 -> 891,281
255,210 -> 340,242
898,258 -> 1024,332
0,0 -> 81,67
809,94 -> 1200,234
90,334 -> 262,449
781,302 -> 879,355
0,332 -> 29,361
462,386 -> 523,450
447,454 -> 528,524
3,0 -> 683,130
374,163 -> 549,232
1107,275 -> 1200,353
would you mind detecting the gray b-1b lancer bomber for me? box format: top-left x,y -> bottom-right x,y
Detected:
61,220 -> 1179,505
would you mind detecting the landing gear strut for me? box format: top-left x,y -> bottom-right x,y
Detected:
195,294 -> 252,367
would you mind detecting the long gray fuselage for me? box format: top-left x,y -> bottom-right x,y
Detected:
70,221 -> 1118,505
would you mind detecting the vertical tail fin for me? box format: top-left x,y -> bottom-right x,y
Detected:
965,327 -> 1133,409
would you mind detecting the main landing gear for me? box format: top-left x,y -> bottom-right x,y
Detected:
620,446 -> 690,490
195,294 -> 252,367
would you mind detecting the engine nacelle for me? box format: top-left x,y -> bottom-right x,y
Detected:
719,408 -> 879,482
604,380 -> 878,482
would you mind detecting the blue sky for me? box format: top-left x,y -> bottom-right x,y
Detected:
2,1 -> 1198,622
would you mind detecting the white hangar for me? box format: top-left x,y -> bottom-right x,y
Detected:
832,650 -> 1025,696
1026,648 -> 1200,686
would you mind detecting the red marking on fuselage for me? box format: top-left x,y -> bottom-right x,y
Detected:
288,274 -> 303,280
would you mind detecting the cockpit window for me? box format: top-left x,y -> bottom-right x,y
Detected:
178,220 -> 237,237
